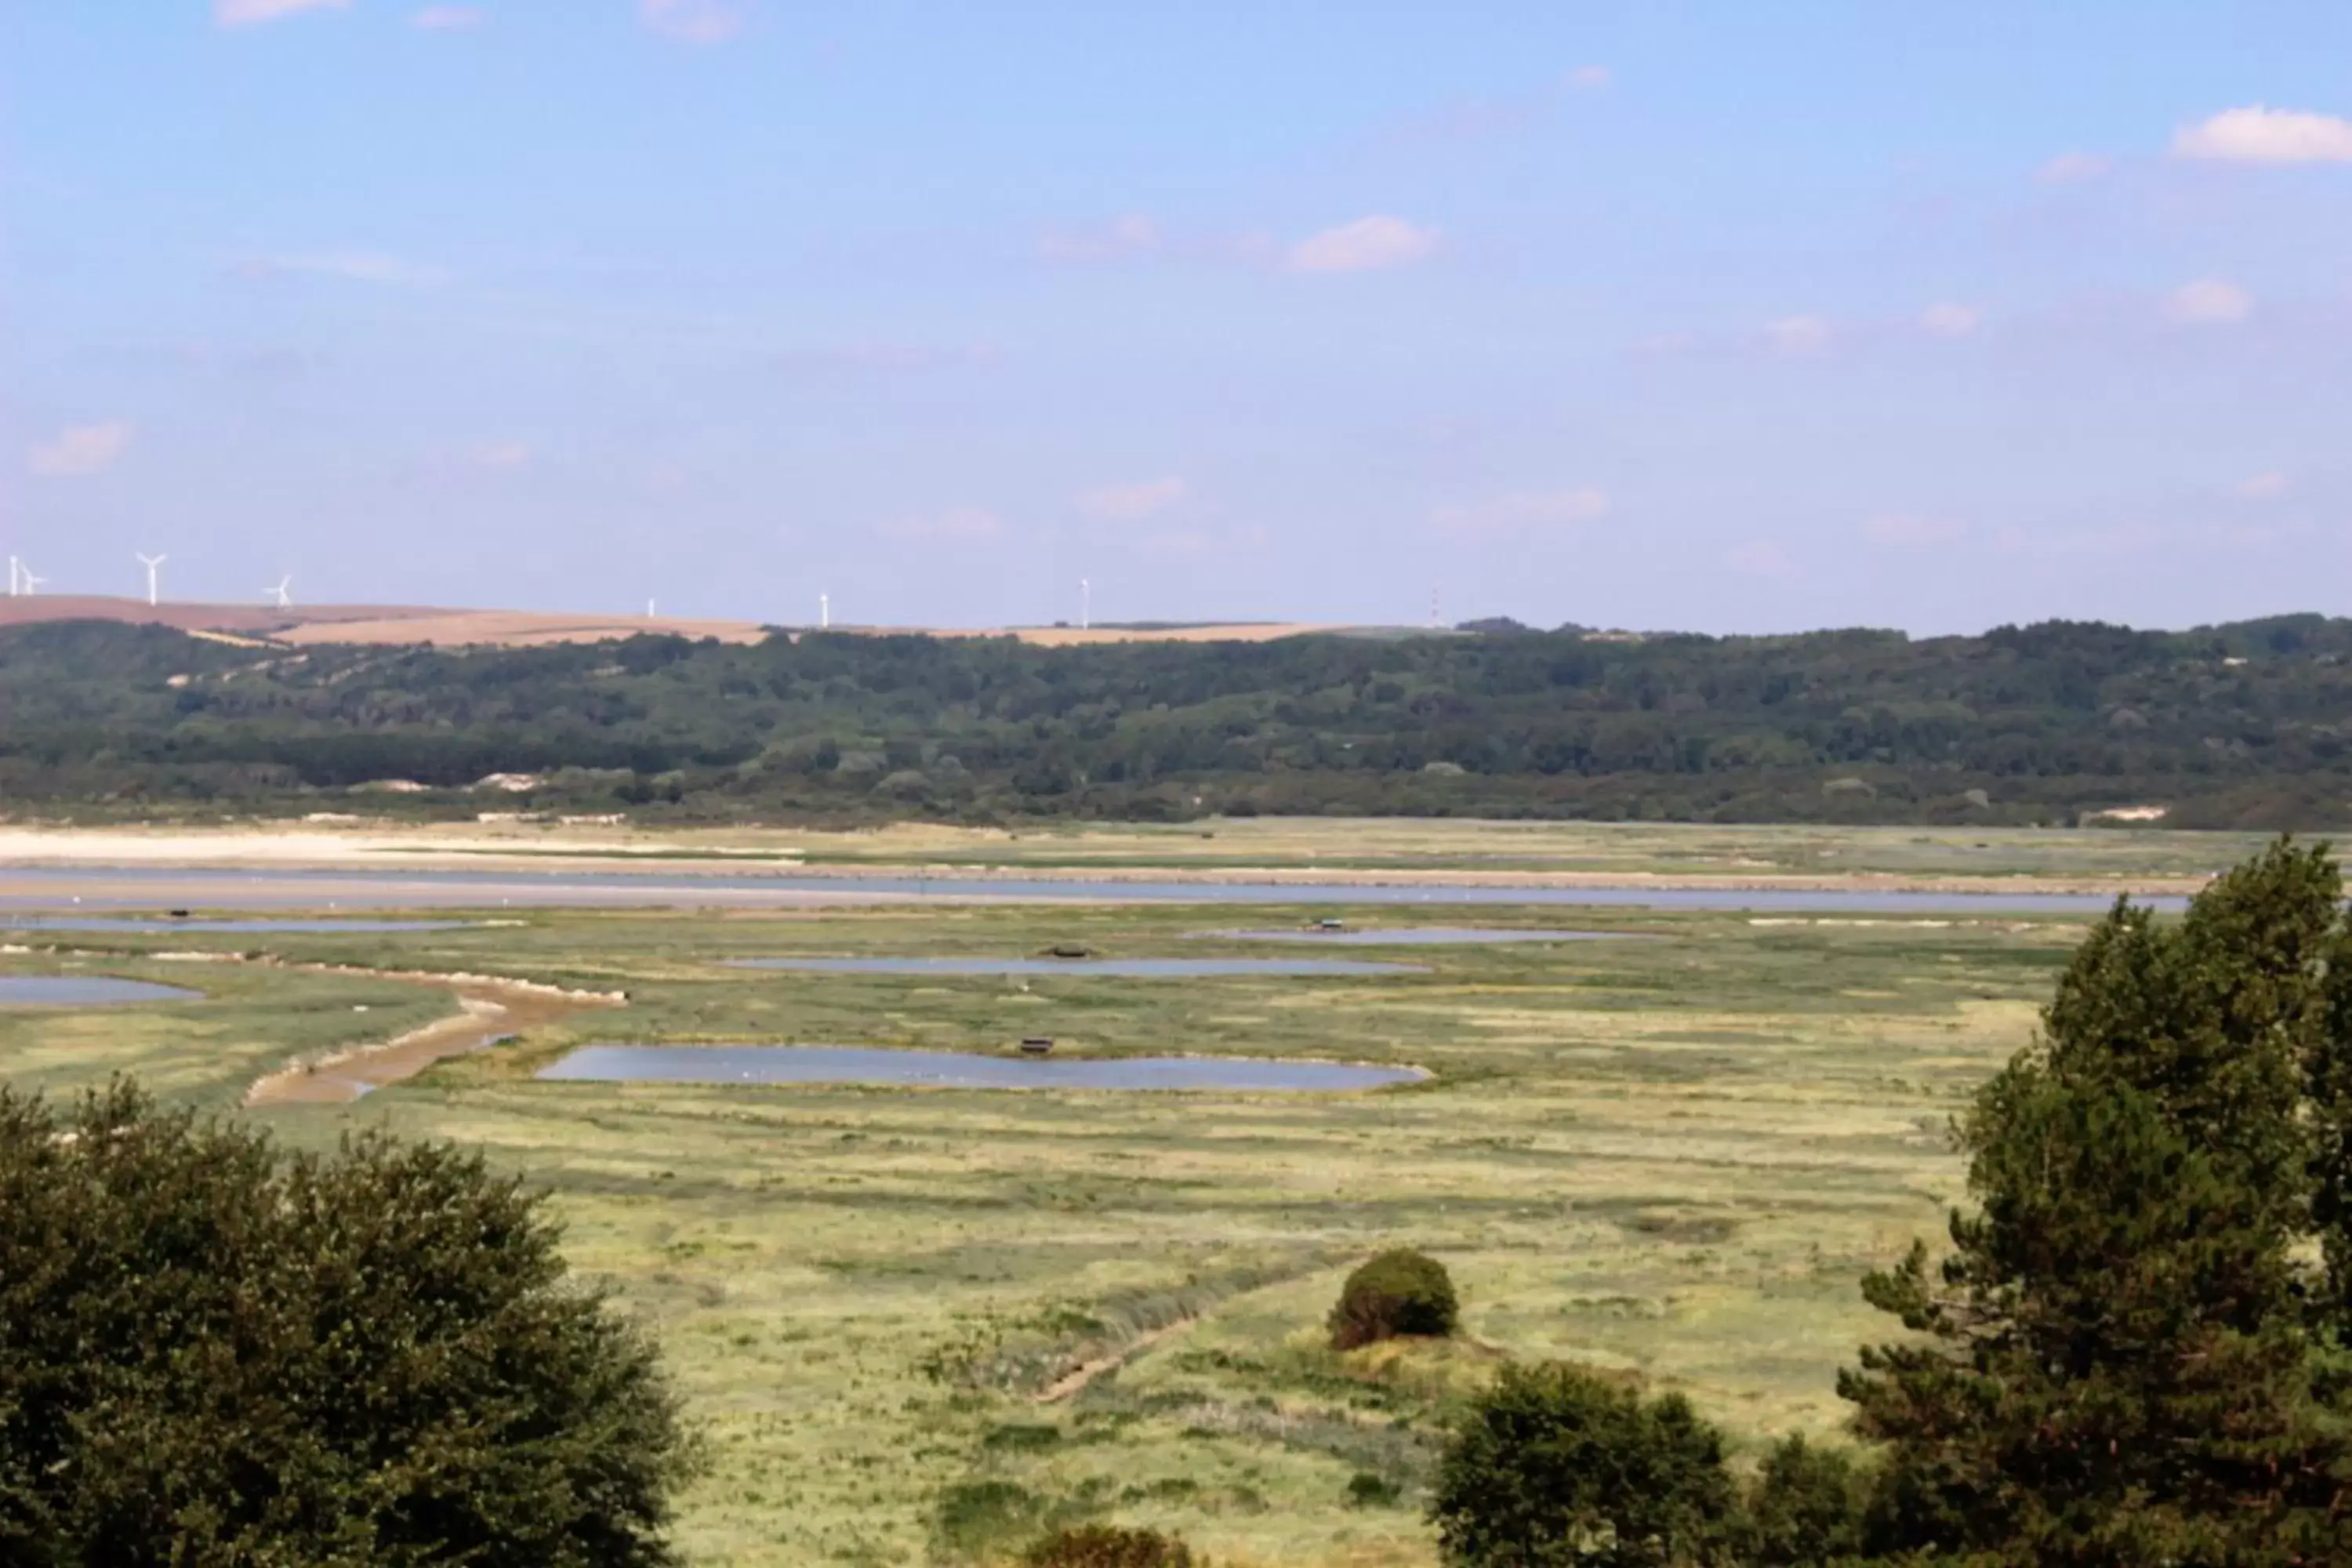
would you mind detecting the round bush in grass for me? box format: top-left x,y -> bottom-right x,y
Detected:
1329,1247 -> 1459,1350
1022,1524 -> 1194,1567
1432,1361 -> 1736,1566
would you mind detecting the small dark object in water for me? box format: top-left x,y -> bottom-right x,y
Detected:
1019,1037 -> 1054,1054
1046,943 -> 1092,960
168,909 -> 191,920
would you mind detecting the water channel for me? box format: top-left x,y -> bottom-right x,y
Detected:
540,1044 -> 1425,1091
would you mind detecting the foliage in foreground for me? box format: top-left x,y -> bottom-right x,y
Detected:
1432,840 -> 2352,1563
1329,1248 -> 1460,1350
1431,1362 -> 1738,1566
1841,838 -> 2352,1560
0,1079 -> 693,1566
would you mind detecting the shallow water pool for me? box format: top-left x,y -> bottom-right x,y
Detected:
1196,926 -> 1637,946
2,917 -> 474,935
0,976 -> 202,1007
539,1044 -> 1424,1091
724,956 -> 1425,978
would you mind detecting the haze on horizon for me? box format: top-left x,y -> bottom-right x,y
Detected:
3,2 -> 2349,637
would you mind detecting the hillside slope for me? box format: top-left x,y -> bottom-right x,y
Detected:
0,615 -> 2345,828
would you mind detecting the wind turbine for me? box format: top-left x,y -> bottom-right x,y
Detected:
818,593 -> 830,630
265,575 -> 293,610
19,563 -> 45,597
1080,578 -> 1090,632
6,557 -> 19,597
136,553 -> 168,608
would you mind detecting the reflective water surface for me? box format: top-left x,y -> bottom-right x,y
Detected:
0,865 -> 2180,914
0,976 -> 202,1006
724,956 -> 1424,977
540,1044 -> 1424,1091
1197,926 -> 1637,946
3,917 -> 473,935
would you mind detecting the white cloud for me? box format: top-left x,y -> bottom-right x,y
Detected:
874,506 -> 1004,542
231,251 -> 450,289
2164,278 -> 2253,325
412,5 -> 485,29
1764,314 -> 1831,354
1431,487 -> 1610,535
2174,106 -> 2352,165
1076,476 -> 1187,523
640,0 -> 746,43
1918,302 -> 1983,337
2035,151 -> 2112,185
2237,472 -> 2290,500
28,422 -> 133,479
469,441 -> 532,470
1863,514 -> 1968,546
1566,65 -> 1611,90
1039,214 -> 1163,264
1285,215 -> 1440,275
216,0 -> 346,26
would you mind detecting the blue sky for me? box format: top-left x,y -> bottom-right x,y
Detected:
4,2 -> 2350,633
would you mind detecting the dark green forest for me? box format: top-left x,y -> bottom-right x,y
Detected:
3,614 -> 2350,828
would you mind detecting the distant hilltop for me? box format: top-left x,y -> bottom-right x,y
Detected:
0,596 -> 1417,649
0,608 -> 2343,832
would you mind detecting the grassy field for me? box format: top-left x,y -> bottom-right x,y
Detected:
0,884 -> 2098,1564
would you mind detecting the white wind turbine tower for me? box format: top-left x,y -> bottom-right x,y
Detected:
136,553 -> 168,608
266,575 -> 293,610
1080,578 -> 1090,632
19,562 -> 46,596
818,592 -> 830,630
6,557 -> 19,597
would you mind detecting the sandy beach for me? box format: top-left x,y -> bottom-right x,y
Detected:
0,822 -> 2217,898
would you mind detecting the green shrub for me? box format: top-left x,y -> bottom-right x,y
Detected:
1431,1361 -> 1736,1566
1328,1247 -> 1459,1350
1022,1523 -> 1194,1567
1348,1471 -> 1403,1508
932,1480 -> 1043,1560
982,1421 -> 1065,1452
0,1078 -> 693,1565
1739,1435 -> 1867,1565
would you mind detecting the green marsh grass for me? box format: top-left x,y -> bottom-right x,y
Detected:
0,896 -> 2087,1563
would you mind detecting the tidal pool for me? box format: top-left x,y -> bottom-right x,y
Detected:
2,917 -> 474,935
0,976 -> 201,1007
1197,926 -> 1636,946
0,866 -> 2181,913
724,956 -> 1425,978
539,1044 -> 1424,1091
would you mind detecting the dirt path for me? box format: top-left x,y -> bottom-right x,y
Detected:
1033,1315 -> 1202,1404
151,959 -> 630,1107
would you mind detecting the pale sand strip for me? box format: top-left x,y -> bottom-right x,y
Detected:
0,827 -> 2211,898
149,958 -> 633,1106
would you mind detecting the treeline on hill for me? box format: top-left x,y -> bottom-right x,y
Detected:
2,614 -> 2351,827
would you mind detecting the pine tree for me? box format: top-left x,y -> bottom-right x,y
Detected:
1838,840 -> 2352,1562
